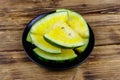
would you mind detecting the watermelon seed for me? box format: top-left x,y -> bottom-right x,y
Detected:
61,27 -> 65,29
68,33 -> 71,36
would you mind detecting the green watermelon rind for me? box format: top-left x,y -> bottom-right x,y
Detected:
33,48 -> 77,62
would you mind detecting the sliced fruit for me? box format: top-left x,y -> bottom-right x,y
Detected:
76,38 -> 89,53
26,32 -> 32,43
33,48 -> 77,61
30,11 -> 68,35
30,33 -> 61,53
56,9 -> 89,38
44,22 -> 84,48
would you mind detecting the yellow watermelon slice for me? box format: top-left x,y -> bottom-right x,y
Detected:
33,48 -> 77,61
76,38 -> 89,53
30,11 -> 68,35
56,9 -> 89,38
30,33 -> 61,53
44,22 -> 84,48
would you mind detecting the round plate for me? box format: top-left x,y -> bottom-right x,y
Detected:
22,12 -> 95,70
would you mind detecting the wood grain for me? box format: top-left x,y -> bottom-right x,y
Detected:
0,0 -> 120,80
79,45 -> 120,80
0,45 -> 119,80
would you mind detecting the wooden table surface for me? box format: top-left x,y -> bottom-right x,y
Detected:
0,0 -> 120,80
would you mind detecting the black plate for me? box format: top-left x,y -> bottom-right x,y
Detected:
22,12 -> 95,70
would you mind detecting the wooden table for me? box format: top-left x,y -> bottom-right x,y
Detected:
0,0 -> 120,80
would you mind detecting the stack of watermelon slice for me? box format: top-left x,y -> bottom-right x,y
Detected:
26,9 -> 89,62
